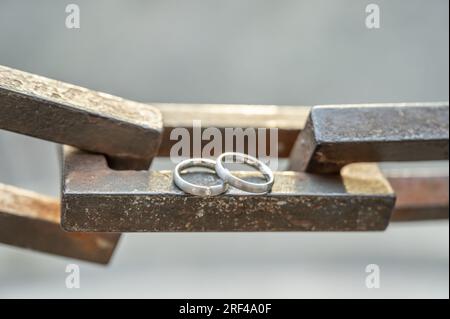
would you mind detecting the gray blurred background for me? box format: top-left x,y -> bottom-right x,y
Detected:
0,0 -> 448,298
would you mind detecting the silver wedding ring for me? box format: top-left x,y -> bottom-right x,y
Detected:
174,158 -> 228,196
215,152 -> 275,194
174,153 -> 275,196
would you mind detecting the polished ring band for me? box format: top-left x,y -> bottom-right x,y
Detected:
174,158 -> 228,196
215,152 -> 274,194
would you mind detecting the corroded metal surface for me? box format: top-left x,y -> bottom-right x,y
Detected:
389,176 -> 449,221
0,65 -> 163,170
0,183 -> 120,264
289,103 -> 449,173
61,147 -> 395,232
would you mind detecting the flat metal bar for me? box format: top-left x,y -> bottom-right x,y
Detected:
389,176 -> 449,221
61,147 -> 395,232
155,103 -> 309,158
154,103 -> 449,221
0,65 -> 163,170
0,183 -> 120,264
156,103 -> 309,130
289,103 -> 449,173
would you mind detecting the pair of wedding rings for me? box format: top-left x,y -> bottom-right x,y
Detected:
173,152 -> 275,196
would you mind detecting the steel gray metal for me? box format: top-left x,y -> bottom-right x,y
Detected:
289,103 -> 449,173
0,65 -> 163,170
61,147 -> 395,232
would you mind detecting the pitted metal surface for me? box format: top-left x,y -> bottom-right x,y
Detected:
61,147 -> 395,232
0,65 -> 163,170
290,103 -> 449,173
